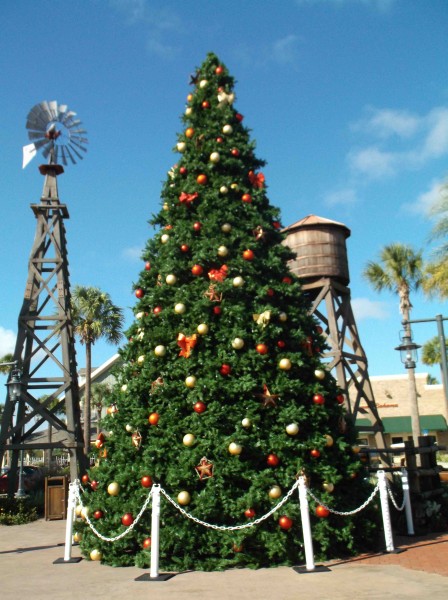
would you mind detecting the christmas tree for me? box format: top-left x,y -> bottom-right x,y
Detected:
76,52 -> 379,571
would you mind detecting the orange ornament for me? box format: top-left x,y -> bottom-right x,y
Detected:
315,505 -> 330,518
185,127 -> 194,138
256,343 -> 268,355
196,174 -> 208,185
191,264 -> 204,276
242,249 -> 254,261
148,413 -> 160,426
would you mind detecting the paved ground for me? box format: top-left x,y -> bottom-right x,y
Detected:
0,519 -> 447,600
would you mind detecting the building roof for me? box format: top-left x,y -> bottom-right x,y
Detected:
282,214 -> 351,236
78,353 -> 121,394
356,415 -> 448,434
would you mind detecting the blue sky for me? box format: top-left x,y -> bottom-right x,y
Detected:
0,0 -> 447,390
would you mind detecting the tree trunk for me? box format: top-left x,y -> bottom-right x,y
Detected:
83,341 -> 92,456
403,307 -> 421,447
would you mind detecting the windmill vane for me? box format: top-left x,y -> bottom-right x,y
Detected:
23,100 -> 88,169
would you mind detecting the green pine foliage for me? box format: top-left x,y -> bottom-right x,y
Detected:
76,52 -> 379,571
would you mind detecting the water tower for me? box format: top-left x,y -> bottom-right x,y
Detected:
283,215 -> 384,447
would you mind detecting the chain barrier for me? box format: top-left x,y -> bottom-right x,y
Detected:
159,478 -> 301,531
385,478 -> 406,512
73,483 -> 153,543
305,482 -> 380,516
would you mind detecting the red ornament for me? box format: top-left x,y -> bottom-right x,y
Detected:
267,453 -> 280,467
145,262 -> 151,271
213,306 -> 222,315
153,306 -> 162,315
231,148 -> 240,156
215,65 -> 224,75
201,100 -> 210,109
244,508 -> 256,518
336,394 -> 345,405
121,513 -> 134,527
216,137 -> 224,143
277,340 -> 286,349
196,174 -> 208,185
316,326 -> 323,334
180,244 -> 189,253
235,113 -> 244,122
142,537 -> 152,549
279,516 -> 293,530
135,288 -> 145,299
91,480 -> 99,491
242,193 -> 252,203
141,475 -> 153,488
193,401 -> 206,414
191,264 -> 204,276
313,393 -> 325,405
193,221 -> 202,231
282,276 -> 292,284
81,474 -> 89,484
148,413 -> 160,426
242,249 -> 254,261
316,505 -> 330,518
310,449 -> 321,458
233,544 -> 244,553
266,288 -> 275,297
179,166 -> 187,175
220,364 -> 231,376
256,343 -> 268,355
273,221 -> 281,229
93,510 -> 103,520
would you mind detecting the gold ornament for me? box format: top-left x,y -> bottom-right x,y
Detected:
241,417 -> 252,428
177,491 -> 191,505
325,435 -> 334,447
154,345 -> 166,357
177,142 -> 186,153
323,482 -> 335,493
314,369 -> 326,380
195,456 -> 214,480
161,233 -> 169,244
286,423 -> 299,436
137,355 -> 145,363
73,532 -> 82,543
269,485 -> 282,499
232,337 -> 245,350
278,312 -> 288,322
174,303 -> 186,314
125,424 -> 133,432
75,504 -> 83,517
232,276 -> 244,287
221,223 -> 232,232
165,274 -> 177,285
217,245 -> 229,257
90,549 -> 102,561
80,506 -> 89,520
197,323 -> 209,335
279,358 -> 292,370
183,433 -> 195,447
107,482 -> 120,496
228,442 -> 243,455
210,152 -> 220,163
185,375 -> 197,388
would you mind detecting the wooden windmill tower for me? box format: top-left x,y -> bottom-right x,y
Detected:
283,215 -> 385,447
0,101 -> 88,493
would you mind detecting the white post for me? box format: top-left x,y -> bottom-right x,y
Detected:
63,482 -> 77,561
150,484 -> 161,578
377,470 -> 395,552
298,476 -> 315,571
401,468 -> 414,535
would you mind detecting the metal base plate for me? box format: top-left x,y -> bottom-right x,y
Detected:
53,557 -> 83,564
135,573 -> 176,582
293,565 -> 331,574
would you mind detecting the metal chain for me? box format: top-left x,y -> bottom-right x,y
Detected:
159,478 -> 301,531
385,479 -> 406,512
306,482 -> 380,516
73,483 -> 153,543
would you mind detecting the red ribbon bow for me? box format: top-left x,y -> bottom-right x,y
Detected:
208,265 -> 228,282
179,192 -> 198,205
248,171 -> 265,189
177,333 -> 198,358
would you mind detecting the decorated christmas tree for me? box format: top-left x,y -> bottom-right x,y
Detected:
76,52 -> 379,571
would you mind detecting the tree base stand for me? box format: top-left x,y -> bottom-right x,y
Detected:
135,573 -> 176,582
53,557 -> 83,564
293,565 -> 331,574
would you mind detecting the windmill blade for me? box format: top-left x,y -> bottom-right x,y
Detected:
42,140 -> 54,159
64,145 -> 76,164
68,143 -> 84,161
60,110 -> 77,127
69,138 -> 88,153
53,145 -> 59,165
27,103 -> 51,128
57,104 -> 68,121
48,101 -> 59,120
70,135 -> 88,145
38,101 -> 55,122
22,143 -> 37,169
28,131 -> 48,141
59,145 -> 68,166
70,128 -> 88,135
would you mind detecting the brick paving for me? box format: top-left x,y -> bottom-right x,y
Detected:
328,531 -> 448,577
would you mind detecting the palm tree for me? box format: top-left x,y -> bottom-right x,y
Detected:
90,382 -> 112,436
423,182 -> 448,300
71,286 -> 124,454
363,243 -> 424,445
0,353 -> 14,374
422,335 -> 448,380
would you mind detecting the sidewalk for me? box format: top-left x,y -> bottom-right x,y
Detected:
0,519 -> 447,600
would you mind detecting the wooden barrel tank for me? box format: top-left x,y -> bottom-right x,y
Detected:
282,215 -> 351,285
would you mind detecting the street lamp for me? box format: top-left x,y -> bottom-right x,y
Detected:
3,361 -> 26,498
395,331 -> 421,369
395,328 -> 422,448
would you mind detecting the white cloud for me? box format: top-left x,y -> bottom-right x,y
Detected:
296,0 -> 396,12
421,107 -> 448,160
122,245 -> 143,261
352,107 -> 419,139
401,179 -> 445,217
348,146 -> 396,178
351,298 -> 389,321
271,35 -> 300,65
324,187 -> 358,207
0,326 -> 16,357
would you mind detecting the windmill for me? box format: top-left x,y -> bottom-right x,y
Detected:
0,101 -> 88,495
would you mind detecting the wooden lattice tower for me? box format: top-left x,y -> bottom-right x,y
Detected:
0,163 -> 87,492
283,215 -> 385,448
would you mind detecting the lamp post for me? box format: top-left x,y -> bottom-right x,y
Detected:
3,361 -> 25,498
395,329 -> 421,447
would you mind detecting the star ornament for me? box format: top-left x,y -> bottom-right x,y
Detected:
256,384 -> 280,408
204,284 -> 223,303
150,377 -> 164,393
253,225 -> 266,241
195,457 -> 214,480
